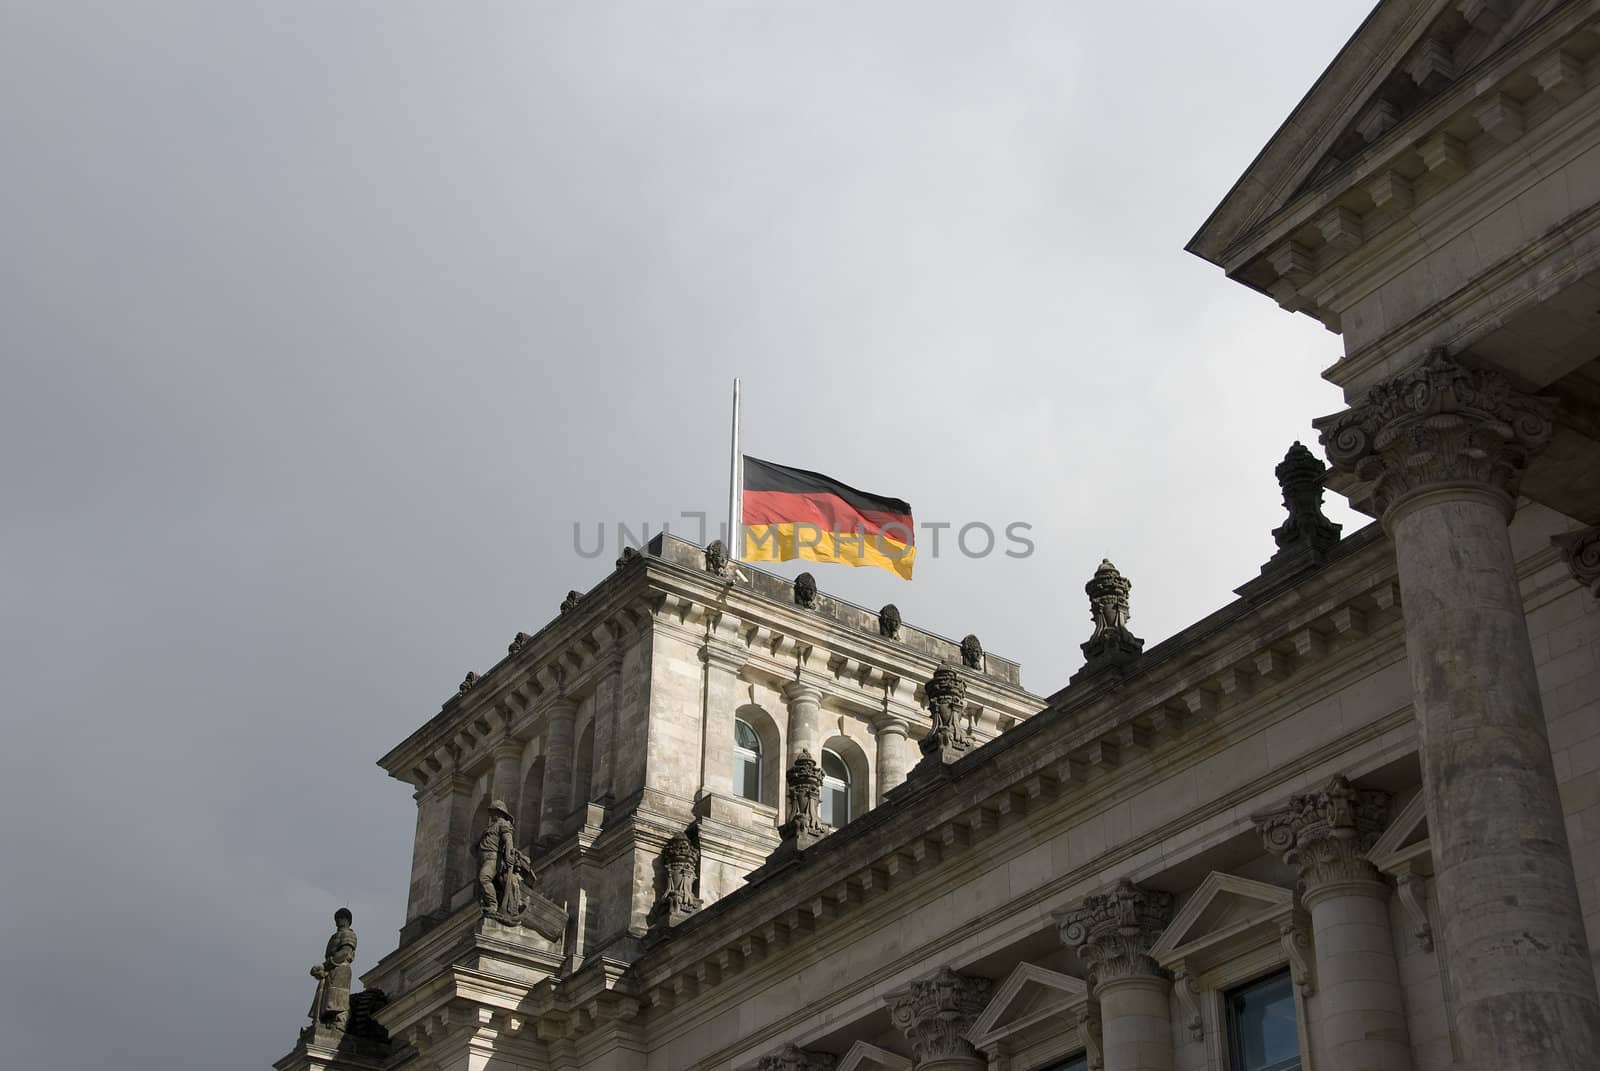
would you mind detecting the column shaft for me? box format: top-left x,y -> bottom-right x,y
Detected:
1392,490 -> 1600,1065
783,681 -> 822,770
490,739 -> 522,822
540,699 -> 578,841
590,657 -> 621,804
1304,880 -> 1412,1071
1097,976 -> 1172,1071
874,718 -> 909,801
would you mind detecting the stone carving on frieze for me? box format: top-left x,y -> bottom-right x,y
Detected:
473,800 -> 566,940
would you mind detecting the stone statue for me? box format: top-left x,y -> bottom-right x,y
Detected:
921,661 -> 973,759
782,751 -> 826,847
1075,560 -> 1144,680
308,908 -> 357,1032
960,634 -> 984,669
560,590 -> 582,614
615,546 -> 639,569
507,631 -> 532,655
705,539 -> 731,577
878,603 -> 902,640
458,671 -> 481,695
793,572 -> 819,609
658,830 -> 702,924
470,802 -> 567,939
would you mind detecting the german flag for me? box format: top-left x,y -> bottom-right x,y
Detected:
741,456 -> 915,580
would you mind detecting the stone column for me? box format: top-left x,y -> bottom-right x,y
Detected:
490,736 -> 523,824
699,641 -> 746,800
782,680 -> 823,771
590,652 -> 622,805
886,966 -> 993,1071
539,697 -> 578,845
1317,351 -> 1600,1070
1255,775 -> 1411,1071
1057,879 -> 1173,1071
873,716 -> 910,801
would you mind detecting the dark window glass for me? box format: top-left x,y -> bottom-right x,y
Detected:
1226,969 -> 1300,1071
735,719 -> 760,752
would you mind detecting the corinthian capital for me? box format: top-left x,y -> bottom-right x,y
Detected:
1312,349 -> 1554,518
1254,775 -> 1389,896
757,1044 -> 837,1071
885,967 -> 992,1065
1056,879 -> 1173,988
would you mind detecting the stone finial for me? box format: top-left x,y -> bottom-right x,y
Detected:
1074,560 -> 1144,681
794,571 -> 819,610
1253,775 -> 1389,897
1554,526 -> 1600,598
782,750 -> 826,849
656,830 -> 701,925
960,633 -> 984,669
757,1044 -> 838,1071
919,661 -> 973,763
458,671 -> 481,695
560,590 -> 582,614
1313,348 -> 1555,519
885,967 -> 993,1066
615,546 -> 639,570
705,539 -> 731,577
1057,878 -> 1174,989
878,603 -> 902,640
507,631 -> 532,656
1237,443 -> 1344,596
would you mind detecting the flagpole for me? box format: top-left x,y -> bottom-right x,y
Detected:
727,378 -> 742,561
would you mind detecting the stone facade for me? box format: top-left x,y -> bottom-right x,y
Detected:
275,3 -> 1600,1070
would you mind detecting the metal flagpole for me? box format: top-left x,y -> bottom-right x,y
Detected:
727,378 -> 742,561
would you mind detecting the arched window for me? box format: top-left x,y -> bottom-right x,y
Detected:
733,718 -> 762,802
821,748 -> 851,827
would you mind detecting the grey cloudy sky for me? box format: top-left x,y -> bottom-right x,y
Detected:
0,2 -> 1375,1066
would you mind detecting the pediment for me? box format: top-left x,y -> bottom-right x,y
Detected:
1368,790 -> 1431,873
967,963 -> 1090,1053
1189,0 -> 1577,279
837,1041 -> 911,1071
1150,872 -> 1295,970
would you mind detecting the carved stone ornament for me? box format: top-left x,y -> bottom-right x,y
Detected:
1279,919 -> 1315,997
458,671 -> 481,695
878,603 -> 902,640
1238,441 -> 1344,596
1554,526 -> 1600,598
1313,348 -> 1555,518
756,1044 -> 838,1071
307,908 -> 357,1032
885,967 -> 993,1066
1254,775 -> 1390,895
1057,878 -> 1174,988
507,631 -> 532,656
782,750 -> 826,848
960,633 -> 984,669
1075,560 -> 1144,679
472,804 -> 566,939
1172,965 -> 1203,1041
705,539 -> 731,577
657,830 -> 702,923
560,590 -> 582,614
615,546 -> 639,570
794,571 -> 820,609
920,661 -> 973,761
1076,1002 -> 1104,1071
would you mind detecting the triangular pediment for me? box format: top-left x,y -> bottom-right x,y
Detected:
967,963 -> 1090,1052
1189,0 -> 1568,273
837,1041 -> 911,1071
1368,790 -> 1431,873
1150,872 -> 1295,969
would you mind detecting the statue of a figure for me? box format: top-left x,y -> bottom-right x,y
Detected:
308,908 -> 357,1032
705,539 -> 731,577
794,572 -> 819,609
458,671 -> 481,695
475,800 -> 523,916
783,751 -> 825,842
660,831 -> 702,918
878,603 -> 902,640
921,661 -> 972,757
560,590 -> 582,614
960,634 -> 984,669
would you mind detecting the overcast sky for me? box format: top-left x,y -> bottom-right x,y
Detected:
0,3 -> 1376,1066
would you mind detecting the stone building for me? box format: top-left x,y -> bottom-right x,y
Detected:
275,1 -> 1600,1069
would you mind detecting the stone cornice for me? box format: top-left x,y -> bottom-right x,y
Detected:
615,528 -> 1406,1021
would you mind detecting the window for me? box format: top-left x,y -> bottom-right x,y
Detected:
820,748 -> 850,826
1226,969 -> 1300,1071
733,718 -> 762,802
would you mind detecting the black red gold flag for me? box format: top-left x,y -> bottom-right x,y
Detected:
741,456 -> 915,580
